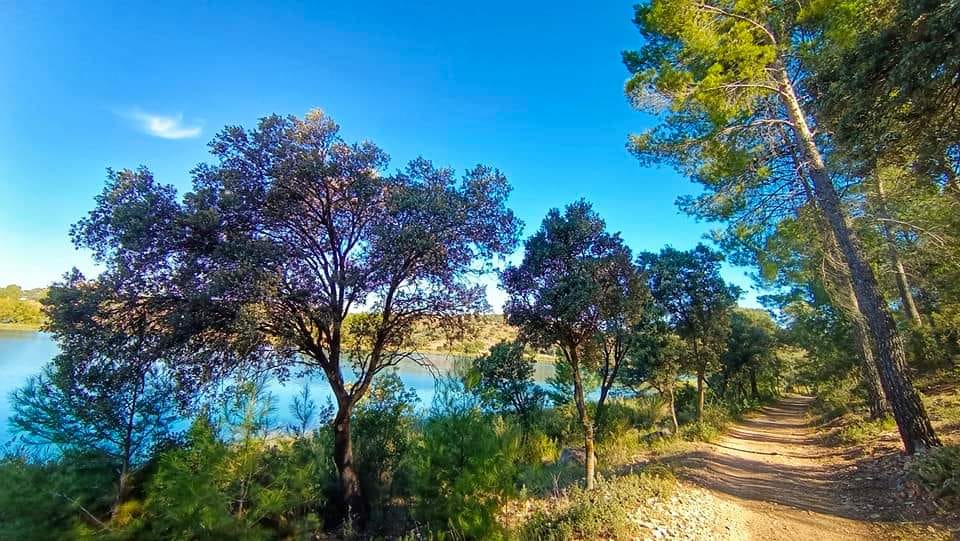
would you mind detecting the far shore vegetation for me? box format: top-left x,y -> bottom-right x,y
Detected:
0,285 -> 45,331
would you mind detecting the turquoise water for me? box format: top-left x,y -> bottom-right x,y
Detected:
0,330 -> 554,444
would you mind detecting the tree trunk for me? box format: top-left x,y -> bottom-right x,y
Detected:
795,170 -> 891,418
333,407 -> 367,526
749,367 -> 759,399
850,311 -> 891,419
668,386 -> 679,434
875,176 -> 923,326
568,349 -> 596,490
696,372 -> 705,423
778,69 -> 940,453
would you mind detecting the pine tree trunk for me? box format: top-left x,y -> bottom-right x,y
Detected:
778,69 -> 940,453
850,310 -> 891,419
795,171 -> 891,418
875,177 -> 923,326
333,407 -> 367,526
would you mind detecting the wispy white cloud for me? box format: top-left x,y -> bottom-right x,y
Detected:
120,109 -> 202,139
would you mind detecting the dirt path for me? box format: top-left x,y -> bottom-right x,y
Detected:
634,395 -> 952,541
672,396 -> 883,540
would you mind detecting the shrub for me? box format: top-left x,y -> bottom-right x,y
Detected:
519,465 -> 676,541
631,395 -> 669,430
409,377 -> 517,539
352,371 -> 419,522
143,382 -> 331,540
811,374 -> 862,421
597,427 -> 645,467
0,451 -> 114,540
906,446 -> 960,502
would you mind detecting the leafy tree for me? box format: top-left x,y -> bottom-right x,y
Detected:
722,308 -> 779,402
623,0 -> 940,452
622,325 -> 686,433
69,110 -> 521,522
11,271 -> 177,518
469,340 -> 546,443
502,200 -> 650,489
638,245 -> 737,422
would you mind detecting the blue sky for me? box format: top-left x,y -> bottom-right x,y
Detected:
0,1 -> 760,308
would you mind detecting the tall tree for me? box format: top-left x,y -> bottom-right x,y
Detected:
622,324 -> 685,433
12,270 -> 177,518
623,0 -> 940,451
70,111 -> 521,523
638,245 -> 738,421
502,200 -> 650,489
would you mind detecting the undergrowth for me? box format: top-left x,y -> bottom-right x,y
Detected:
906,446 -> 960,504
827,416 -> 897,446
518,465 -> 676,541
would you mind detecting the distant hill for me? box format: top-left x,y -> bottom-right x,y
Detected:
409,314 -> 518,355
20,287 -> 49,301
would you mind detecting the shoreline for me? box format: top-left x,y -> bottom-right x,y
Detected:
0,323 -> 42,332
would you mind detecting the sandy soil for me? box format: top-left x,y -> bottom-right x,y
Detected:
636,396 -> 952,541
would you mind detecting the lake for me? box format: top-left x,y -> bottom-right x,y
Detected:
0,330 -> 555,444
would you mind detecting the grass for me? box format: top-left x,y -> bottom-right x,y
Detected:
827,416 -> 897,446
517,465 -> 676,541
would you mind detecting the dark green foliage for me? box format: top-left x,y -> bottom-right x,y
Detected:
503,200 -> 653,488
351,371 -> 419,523
0,451 -> 116,540
639,244 -> 739,421
721,308 -> 780,405
469,340 -> 545,441
410,377 -> 517,539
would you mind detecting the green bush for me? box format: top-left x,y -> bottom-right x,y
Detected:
519,465 -> 676,541
811,374 -> 862,421
352,371 -> 419,523
142,383 -> 331,540
678,404 -> 729,442
409,378 -> 517,539
0,451 -> 115,541
596,396 -> 666,441
906,446 -> 960,502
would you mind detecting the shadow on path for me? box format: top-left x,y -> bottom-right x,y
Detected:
666,396 -> 871,521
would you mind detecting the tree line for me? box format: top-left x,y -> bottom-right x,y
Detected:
623,0 -> 957,453
2,110 -> 783,537
2,0 -> 958,537
0,285 -> 45,327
